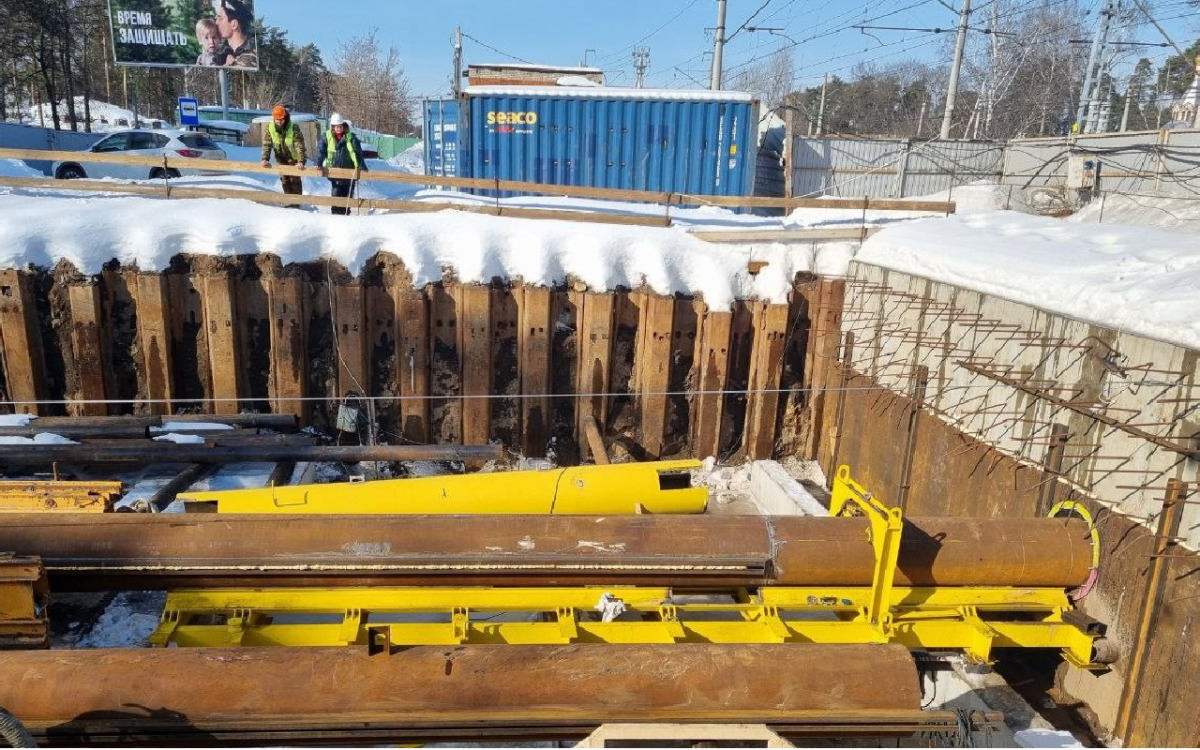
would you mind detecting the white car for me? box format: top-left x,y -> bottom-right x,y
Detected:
53,129 -> 227,180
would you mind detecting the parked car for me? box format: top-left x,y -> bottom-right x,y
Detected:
52,129 -> 227,180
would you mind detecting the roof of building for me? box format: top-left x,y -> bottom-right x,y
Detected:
464,85 -> 755,103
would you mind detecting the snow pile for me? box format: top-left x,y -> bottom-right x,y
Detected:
0,432 -> 77,445
155,421 -> 234,432
1067,193 -> 1200,234
0,192 -> 834,308
72,592 -> 165,648
556,75 -> 602,87
0,159 -> 42,178
857,210 -> 1200,350
387,142 -> 425,174
24,98 -> 168,131
152,433 -> 207,444
0,414 -> 36,426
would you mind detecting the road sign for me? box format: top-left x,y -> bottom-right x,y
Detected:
178,97 -> 199,126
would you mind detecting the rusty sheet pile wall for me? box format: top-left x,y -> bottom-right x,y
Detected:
0,258 -> 814,462
805,265 -> 1200,747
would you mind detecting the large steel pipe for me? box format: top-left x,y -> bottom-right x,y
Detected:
1,644 -> 921,744
0,443 -> 502,465
1,514 -> 1093,590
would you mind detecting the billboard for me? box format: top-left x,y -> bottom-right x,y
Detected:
108,0 -> 259,71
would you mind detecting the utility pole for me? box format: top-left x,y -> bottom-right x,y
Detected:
633,47 -> 650,89
453,27 -> 463,97
1120,72 -> 1135,131
1076,0 -> 1117,133
816,73 -> 828,135
709,0 -> 727,90
939,0 -> 971,139
916,99 -> 928,137
218,69 -> 229,121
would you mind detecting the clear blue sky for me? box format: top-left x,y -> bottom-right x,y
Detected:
256,0 -> 1200,99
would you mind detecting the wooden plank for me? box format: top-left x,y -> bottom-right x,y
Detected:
575,293 -> 615,451
165,270 -> 210,410
429,285 -> 461,444
691,307 -> 733,459
395,290 -> 430,443
201,273 -> 240,415
458,285 -> 492,447
65,284 -> 108,417
489,286 -> 519,447
636,294 -> 675,460
0,149 -> 955,214
518,286 -> 553,457
690,227 -> 883,243
0,271 -> 45,415
235,276 -> 271,412
268,275 -> 306,420
744,303 -> 790,460
135,273 -> 173,414
333,283 -> 367,399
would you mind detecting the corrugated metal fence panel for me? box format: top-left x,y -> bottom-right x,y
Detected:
790,136 -> 1004,198
464,93 -> 759,196
0,122 -> 103,175
423,100 -> 460,178
791,137 -> 902,197
1071,132 -> 1160,193
1002,137 -> 1070,188
901,141 -> 1003,197
1159,130 -> 1200,195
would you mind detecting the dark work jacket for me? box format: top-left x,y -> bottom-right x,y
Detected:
319,130 -> 369,174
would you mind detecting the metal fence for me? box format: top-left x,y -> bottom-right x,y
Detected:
790,129 -> 1200,199
0,122 -> 104,175
789,136 -> 1004,198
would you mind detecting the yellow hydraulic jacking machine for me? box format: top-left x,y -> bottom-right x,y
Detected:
152,465 -> 1109,670
179,460 -> 707,514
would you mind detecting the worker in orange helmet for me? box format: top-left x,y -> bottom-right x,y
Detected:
260,104 -> 307,205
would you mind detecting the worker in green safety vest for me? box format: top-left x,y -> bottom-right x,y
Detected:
260,104 -> 307,206
318,113 -> 369,216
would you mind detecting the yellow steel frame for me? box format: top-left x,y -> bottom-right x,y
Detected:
151,584 -> 1099,667
151,465 -> 1102,669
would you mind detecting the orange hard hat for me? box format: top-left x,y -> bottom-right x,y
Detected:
272,104 -> 287,119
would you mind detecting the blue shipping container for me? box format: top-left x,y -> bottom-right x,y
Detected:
423,99 -> 460,178
462,87 -> 758,196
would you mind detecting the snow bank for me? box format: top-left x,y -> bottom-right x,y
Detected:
0,432 -> 77,445
857,211 -> 1200,350
0,414 -> 36,426
0,159 -> 42,178
0,192 -> 833,308
1067,193 -> 1200,234
387,142 -> 425,174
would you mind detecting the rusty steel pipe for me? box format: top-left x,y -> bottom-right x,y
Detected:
0,443 -> 502,466
2,644 -> 921,744
0,514 -> 1093,591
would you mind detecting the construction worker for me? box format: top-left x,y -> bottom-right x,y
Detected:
318,113 -> 368,216
261,104 -> 306,205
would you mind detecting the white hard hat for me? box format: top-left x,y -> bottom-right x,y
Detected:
329,113 -> 345,126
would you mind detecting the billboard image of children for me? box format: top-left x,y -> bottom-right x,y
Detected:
195,19 -> 221,66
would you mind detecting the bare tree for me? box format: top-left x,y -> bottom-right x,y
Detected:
319,28 -> 413,134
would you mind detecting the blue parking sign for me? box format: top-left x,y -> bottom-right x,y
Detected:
178,97 -> 199,126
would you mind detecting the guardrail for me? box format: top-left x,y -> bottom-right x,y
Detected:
0,146 -> 955,232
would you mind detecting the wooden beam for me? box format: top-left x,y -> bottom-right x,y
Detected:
636,294 -> 675,460
395,290 -> 430,443
268,275 -> 306,420
690,227 -> 884,243
582,415 -> 609,465
575,292 -> 615,452
691,306 -> 733,460
518,286 -> 553,457
332,282 -> 367,399
201,273 -> 240,415
0,270 -> 45,415
65,284 -> 108,417
744,303 -> 790,460
458,285 -> 491,447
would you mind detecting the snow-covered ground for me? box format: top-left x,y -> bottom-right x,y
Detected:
12,97 -> 169,131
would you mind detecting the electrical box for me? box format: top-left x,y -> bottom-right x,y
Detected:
1067,156 -> 1100,189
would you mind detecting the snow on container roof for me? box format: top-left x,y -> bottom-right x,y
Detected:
471,63 -> 603,74
465,85 -> 755,102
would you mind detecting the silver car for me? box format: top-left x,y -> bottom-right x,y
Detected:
53,129 -> 227,180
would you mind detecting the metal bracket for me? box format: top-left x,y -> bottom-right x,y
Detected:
830,465 -> 904,632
